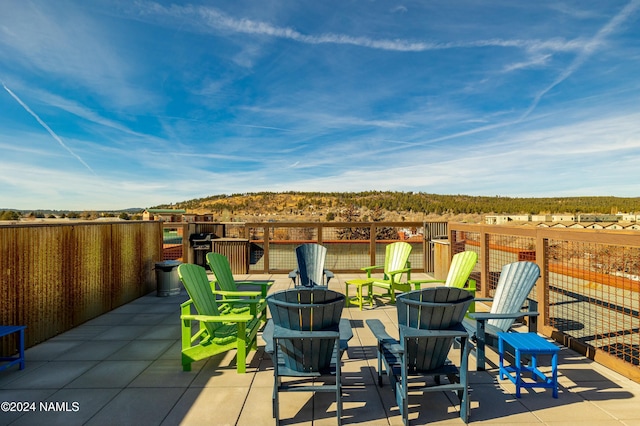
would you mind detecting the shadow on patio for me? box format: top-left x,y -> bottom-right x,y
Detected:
1,274 -> 639,426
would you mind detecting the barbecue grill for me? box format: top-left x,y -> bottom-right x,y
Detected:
189,232 -> 213,267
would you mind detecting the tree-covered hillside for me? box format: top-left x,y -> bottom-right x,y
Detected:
155,191 -> 640,220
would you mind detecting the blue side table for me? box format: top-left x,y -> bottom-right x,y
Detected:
498,332 -> 559,398
0,325 -> 26,371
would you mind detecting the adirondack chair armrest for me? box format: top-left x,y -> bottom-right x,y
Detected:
212,290 -> 262,299
264,322 -> 340,354
288,269 -> 298,282
408,279 -> 476,291
272,326 -> 340,340
465,279 -> 477,292
399,324 -> 469,340
235,280 -> 273,288
338,318 -> 353,350
409,279 -> 445,285
361,265 -> 383,277
386,267 -> 411,277
366,319 -> 401,348
181,313 -> 253,324
324,269 -> 334,279
468,311 -> 539,321
235,280 -> 273,297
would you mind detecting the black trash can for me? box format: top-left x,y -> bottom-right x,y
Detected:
155,260 -> 182,296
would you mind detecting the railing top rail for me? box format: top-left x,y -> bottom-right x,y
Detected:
449,222 -> 640,247
243,221 -> 440,228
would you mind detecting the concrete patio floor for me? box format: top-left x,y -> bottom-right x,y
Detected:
2,273 -> 640,426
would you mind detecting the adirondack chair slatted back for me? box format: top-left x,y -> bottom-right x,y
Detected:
384,241 -> 412,279
488,261 -> 540,332
296,243 -> 328,287
206,252 -> 238,291
397,288 -> 473,371
178,263 -> 223,335
267,289 -> 344,372
446,251 -> 478,288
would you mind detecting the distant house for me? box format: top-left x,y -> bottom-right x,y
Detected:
584,223 -> 605,229
143,209 -> 216,222
487,212 -> 640,231
143,209 -> 187,222
552,214 -> 576,222
531,215 -> 552,222
605,223 -> 625,230
485,215 -> 530,225
578,214 -> 619,223
182,213 -> 215,223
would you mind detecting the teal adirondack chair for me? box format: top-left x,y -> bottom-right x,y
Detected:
263,288 -> 352,426
464,261 -> 540,370
206,252 -> 273,315
345,241 -> 413,308
288,243 -> 334,287
366,287 -> 475,425
178,263 -> 265,373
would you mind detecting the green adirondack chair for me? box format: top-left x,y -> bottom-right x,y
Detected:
178,263 -> 265,373
345,241 -> 413,308
366,287 -> 475,425
206,252 -> 273,315
409,250 -> 478,312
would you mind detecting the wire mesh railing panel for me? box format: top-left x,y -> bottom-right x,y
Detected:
450,230 -> 481,288
162,226 -> 183,261
547,239 -> 640,367
326,242 -> 371,270
320,225 -> 368,270
247,225 -> 265,272
224,223 -> 246,239
485,233 -> 537,298
268,227 -> 319,271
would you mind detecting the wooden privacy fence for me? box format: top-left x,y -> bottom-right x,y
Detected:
448,222 -> 640,383
0,221 -> 163,353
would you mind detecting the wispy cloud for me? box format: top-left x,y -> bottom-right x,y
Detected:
503,54 -> 552,72
135,2 -> 588,54
2,1 -> 638,209
0,2 -> 156,109
519,0 -> 640,121
2,82 -> 96,174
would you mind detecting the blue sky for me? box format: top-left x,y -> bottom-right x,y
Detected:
1,1 -> 639,210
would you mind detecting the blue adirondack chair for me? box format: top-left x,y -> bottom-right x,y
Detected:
464,261 -> 540,370
366,287 -> 475,425
263,288 -> 352,426
288,243 -> 334,287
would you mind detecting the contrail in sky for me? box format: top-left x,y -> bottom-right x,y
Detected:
2,82 -> 96,174
519,0 -> 640,122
